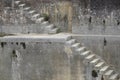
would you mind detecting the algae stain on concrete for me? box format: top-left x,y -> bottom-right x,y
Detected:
12,50 -> 22,80
64,46 -> 73,58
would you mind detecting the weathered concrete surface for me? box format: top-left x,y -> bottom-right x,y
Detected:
73,25 -> 120,35
72,0 -> 120,34
72,14 -> 120,35
0,24 -> 49,34
0,34 -> 70,42
72,23 -> 120,35
73,34 -> 120,73
0,34 -> 85,80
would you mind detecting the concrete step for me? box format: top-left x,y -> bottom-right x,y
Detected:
95,62 -> 104,69
36,17 -> 44,23
65,36 -> 72,41
80,51 -> 91,56
48,28 -> 59,34
105,70 -> 114,77
76,47 -> 86,54
28,10 -> 36,14
66,39 -> 76,45
90,58 -> 100,65
72,43 -> 81,50
23,7 -> 31,11
15,0 -> 21,4
109,73 -> 119,80
104,70 -> 114,80
85,54 -> 95,61
100,66 -> 109,74
19,3 -> 25,7
32,13 -> 40,18
46,24 -> 55,29
42,21 -> 49,25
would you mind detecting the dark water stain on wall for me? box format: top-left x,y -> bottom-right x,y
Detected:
90,0 -> 120,11
3,0 -> 12,7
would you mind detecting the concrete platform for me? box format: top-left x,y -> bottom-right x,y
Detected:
0,33 -> 71,42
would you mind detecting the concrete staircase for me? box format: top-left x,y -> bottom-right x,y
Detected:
65,35 -> 120,80
13,1 -> 120,80
14,0 -> 59,34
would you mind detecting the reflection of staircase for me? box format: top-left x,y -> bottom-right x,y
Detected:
14,0 -> 59,34
65,35 -> 120,80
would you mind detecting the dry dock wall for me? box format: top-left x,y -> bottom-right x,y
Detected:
73,35 -> 120,73
0,24 -> 48,34
0,35 -> 86,80
0,41 -> 70,80
0,34 -> 120,80
72,15 -> 120,35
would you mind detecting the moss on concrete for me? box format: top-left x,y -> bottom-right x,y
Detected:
0,33 -> 14,37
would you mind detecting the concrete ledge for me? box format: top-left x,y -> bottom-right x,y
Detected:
0,33 -> 71,42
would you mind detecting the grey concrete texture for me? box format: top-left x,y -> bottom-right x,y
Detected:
73,35 -> 120,73
0,42 -> 67,80
0,34 -> 71,42
1,34 -> 120,80
0,35 -> 86,80
0,24 -> 49,34
72,13 -> 120,35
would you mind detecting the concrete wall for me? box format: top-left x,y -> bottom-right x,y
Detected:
0,42 -> 69,80
73,35 -> 120,73
72,15 -> 120,35
72,10 -> 120,35
0,38 -> 86,80
72,25 -> 120,35
0,24 -> 48,34
71,0 -> 120,34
